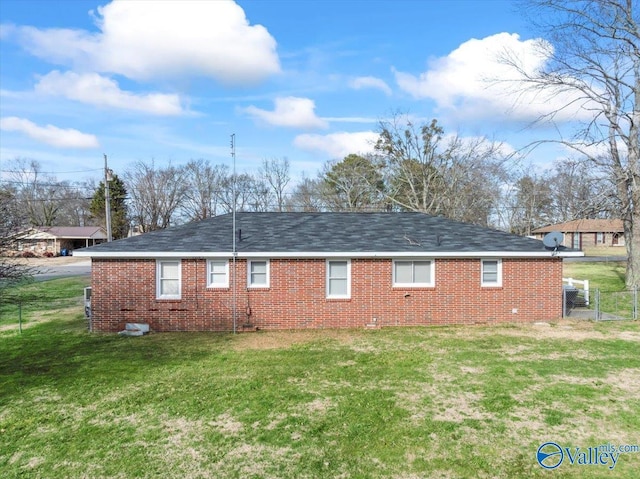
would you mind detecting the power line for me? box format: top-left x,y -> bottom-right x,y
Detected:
0,168 -> 103,175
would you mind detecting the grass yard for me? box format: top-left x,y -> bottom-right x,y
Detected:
1,279 -> 639,478
563,261 -> 626,292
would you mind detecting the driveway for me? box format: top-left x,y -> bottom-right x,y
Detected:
13,256 -> 92,281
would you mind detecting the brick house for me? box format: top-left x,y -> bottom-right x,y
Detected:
7,226 -> 107,256
532,219 -> 624,250
75,212 -> 582,332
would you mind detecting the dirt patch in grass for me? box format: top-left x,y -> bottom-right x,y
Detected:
232,329 -> 355,350
233,320 -> 636,353
604,368 -> 640,395
210,443 -> 303,479
209,412 -> 244,435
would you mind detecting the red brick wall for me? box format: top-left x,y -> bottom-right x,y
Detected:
90,257 -> 563,332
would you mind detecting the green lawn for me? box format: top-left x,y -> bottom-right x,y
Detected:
563,260 -> 626,291
1,278 -> 639,478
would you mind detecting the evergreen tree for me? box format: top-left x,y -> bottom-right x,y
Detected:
89,174 -> 129,240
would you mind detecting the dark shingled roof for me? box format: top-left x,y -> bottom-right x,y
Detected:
77,212 -> 577,256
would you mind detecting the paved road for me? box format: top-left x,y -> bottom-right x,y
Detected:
33,260 -> 91,281
564,256 -> 627,262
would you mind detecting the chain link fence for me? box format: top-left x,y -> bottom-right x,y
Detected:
564,287 -> 638,321
0,292 -> 86,333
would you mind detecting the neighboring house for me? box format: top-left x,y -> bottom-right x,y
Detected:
75,212 -> 582,333
9,226 -> 107,256
532,219 -> 624,250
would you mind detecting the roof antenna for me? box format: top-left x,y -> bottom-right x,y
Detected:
542,231 -> 564,256
231,134 -> 237,335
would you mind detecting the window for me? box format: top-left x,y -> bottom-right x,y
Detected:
613,233 -> 620,246
393,260 -> 434,287
157,260 -> 181,299
248,260 -> 269,288
207,260 -> 229,288
596,232 -> 604,244
481,259 -> 502,287
327,260 -> 351,298
572,232 -> 580,249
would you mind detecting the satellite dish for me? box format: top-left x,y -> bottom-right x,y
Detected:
543,231 -> 564,250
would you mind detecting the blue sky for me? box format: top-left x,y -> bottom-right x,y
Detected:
0,0 -> 575,185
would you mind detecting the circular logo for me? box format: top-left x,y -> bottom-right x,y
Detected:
537,442 -> 564,469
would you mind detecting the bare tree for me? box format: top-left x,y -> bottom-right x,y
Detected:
181,159 -> 228,221
374,116 -> 508,225
8,159 -> 61,226
216,172 -> 264,213
125,160 -> 188,232
509,0 -> 639,286
4,158 -> 92,227
547,158 -> 606,221
0,184 -> 35,290
512,172 -> 554,235
260,157 -> 291,212
320,154 -> 386,211
286,176 -> 325,211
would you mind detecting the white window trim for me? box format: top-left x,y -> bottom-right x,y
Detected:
207,259 -> 229,288
481,258 -> 502,287
247,259 -> 270,288
326,259 -> 351,299
156,259 -> 182,299
392,259 -> 435,287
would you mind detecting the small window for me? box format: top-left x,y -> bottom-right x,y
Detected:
393,260 -> 434,287
596,232 -> 604,244
157,260 -> 181,299
327,259 -> 351,298
481,259 -> 502,287
207,260 -> 229,288
248,260 -> 269,288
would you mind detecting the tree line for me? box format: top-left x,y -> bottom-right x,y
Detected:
1,115 -> 615,241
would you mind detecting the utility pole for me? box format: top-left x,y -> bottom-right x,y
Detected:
104,154 -> 113,242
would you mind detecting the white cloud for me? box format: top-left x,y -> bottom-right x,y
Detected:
35,71 -> 185,115
393,33 -> 591,122
0,116 -> 99,148
243,97 -> 328,129
294,131 -> 378,159
10,0 -> 280,85
349,76 -> 392,95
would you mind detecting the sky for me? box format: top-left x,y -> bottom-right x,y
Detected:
0,0 -> 578,186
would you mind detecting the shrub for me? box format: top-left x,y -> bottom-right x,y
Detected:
43,252 -> 54,258
21,251 -> 36,258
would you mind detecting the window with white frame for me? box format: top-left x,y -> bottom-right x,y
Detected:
248,260 -> 269,288
393,260 -> 434,287
326,259 -> 351,298
481,259 -> 502,287
207,259 -> 229,288
157,260 -> 181,299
